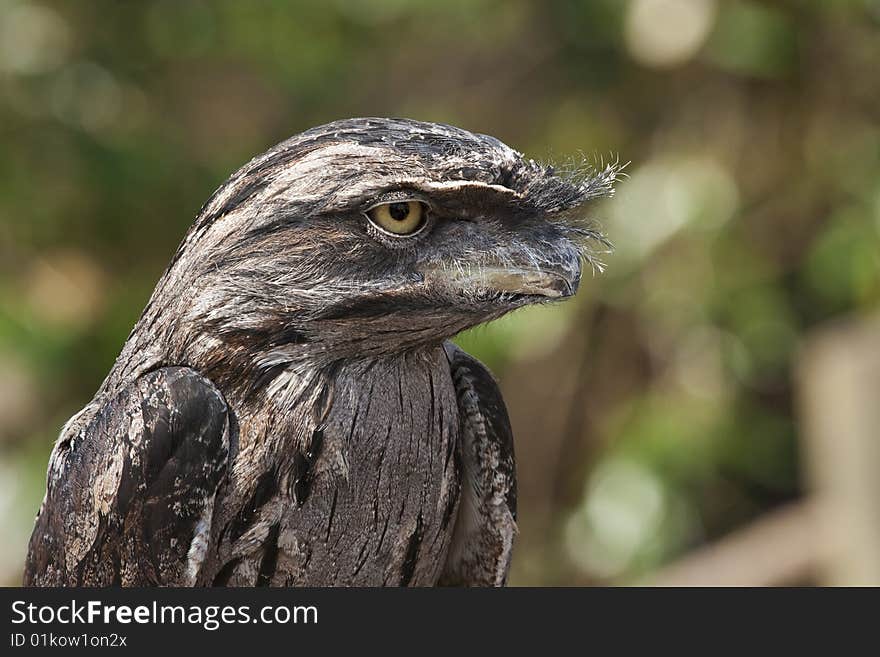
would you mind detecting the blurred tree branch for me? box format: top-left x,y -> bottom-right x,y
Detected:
798,314 -> 880,585
642,501 -> 821,586
643,312 -> 880,586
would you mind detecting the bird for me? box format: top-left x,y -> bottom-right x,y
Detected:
24,117 -> 618,587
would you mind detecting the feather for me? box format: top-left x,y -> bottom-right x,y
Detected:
26,118 -> 616,586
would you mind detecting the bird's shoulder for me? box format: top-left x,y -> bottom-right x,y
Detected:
441,342 -> 517,586
25,366 -> 230,586
444,343 -> 515,472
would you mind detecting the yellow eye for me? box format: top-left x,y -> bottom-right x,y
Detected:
366,200 -> 426,236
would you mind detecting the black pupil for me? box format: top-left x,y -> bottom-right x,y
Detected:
388,202 -> 410,221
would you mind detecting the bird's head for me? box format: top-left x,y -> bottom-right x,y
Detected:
158,118 -> 619,370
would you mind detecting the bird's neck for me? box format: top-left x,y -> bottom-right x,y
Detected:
216,344 -> 454,513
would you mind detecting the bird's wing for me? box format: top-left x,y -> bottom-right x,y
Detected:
440,342 -> 517,586
24,366 -> 229,586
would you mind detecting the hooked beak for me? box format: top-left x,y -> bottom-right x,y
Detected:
422,260 -> 580,300
454,266 -> 577,298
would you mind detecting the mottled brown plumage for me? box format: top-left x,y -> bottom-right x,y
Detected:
25,118 -> 619,586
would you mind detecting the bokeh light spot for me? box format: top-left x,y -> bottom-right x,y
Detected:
625,0 -> 717,69
0,3 -> 71,75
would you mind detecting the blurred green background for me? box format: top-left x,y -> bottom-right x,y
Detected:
2,0 -> 879,585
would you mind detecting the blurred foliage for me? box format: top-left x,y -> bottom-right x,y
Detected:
1,0 -> 879,585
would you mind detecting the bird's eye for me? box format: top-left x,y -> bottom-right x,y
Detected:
366,200 -> 427,236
